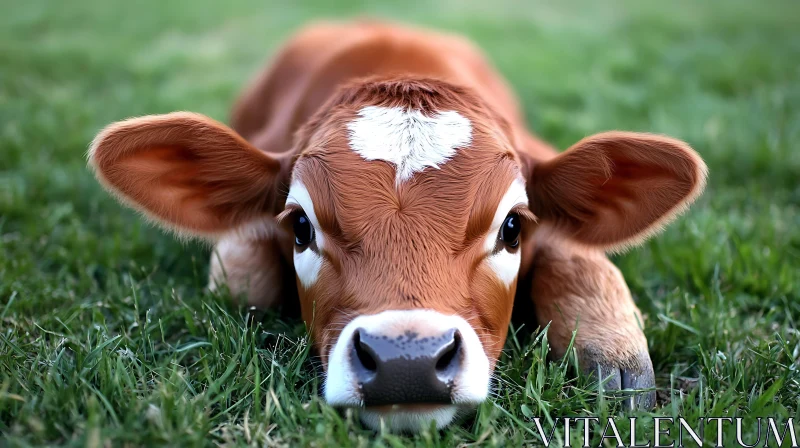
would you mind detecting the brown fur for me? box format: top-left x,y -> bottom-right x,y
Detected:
88,112 -> 292,236
527,131 -> 707,252
526,226 -> 647,364
283,77 -> 528,365
88,21 -> 707,392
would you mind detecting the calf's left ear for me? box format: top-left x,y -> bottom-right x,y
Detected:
526,131 -> 707,251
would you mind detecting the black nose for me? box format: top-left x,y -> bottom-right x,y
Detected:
350,328 -> 462,406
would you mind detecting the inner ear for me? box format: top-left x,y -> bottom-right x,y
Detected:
89,112 -> 292,237
527,131 -> 707,251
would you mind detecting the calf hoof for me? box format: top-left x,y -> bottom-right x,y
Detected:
580,348 -> 656,410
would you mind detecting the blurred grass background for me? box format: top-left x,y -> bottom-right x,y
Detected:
1,0 -> 799,446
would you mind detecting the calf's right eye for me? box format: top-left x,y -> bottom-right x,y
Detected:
293,212 -> 315,246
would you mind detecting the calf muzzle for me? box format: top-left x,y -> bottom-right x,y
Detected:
350,327 -> 462,406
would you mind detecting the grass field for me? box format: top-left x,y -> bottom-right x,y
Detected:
1,0 -> 799,446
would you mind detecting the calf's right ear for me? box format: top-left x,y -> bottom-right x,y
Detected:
89,112 -> 291,238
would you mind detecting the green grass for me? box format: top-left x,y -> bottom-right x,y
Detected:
1,0 -> 799,445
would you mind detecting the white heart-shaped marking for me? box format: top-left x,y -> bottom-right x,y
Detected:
347,106 -> 473,184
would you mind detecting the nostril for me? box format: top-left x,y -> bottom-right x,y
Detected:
354,327 -> 462,406
435,330 -> 461,373
353,329 -> 377,372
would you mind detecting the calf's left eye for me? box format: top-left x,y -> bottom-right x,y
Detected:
499,213 -> 521,248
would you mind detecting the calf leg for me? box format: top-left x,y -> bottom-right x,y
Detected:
208,230 -> 295,309
520,229 -> 656,409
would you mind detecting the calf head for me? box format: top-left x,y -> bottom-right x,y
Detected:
89,77 -> 705,431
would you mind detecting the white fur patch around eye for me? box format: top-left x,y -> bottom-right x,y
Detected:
293,249 -> 323,289
483,178 -> 528,287
346,106 -> 472,184
286,181 -> 325,289
486,251 -> 522,287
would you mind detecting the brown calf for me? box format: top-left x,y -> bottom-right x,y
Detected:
89,21 -> 706,432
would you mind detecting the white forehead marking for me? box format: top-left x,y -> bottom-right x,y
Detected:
286,181 -> 325,288
347,106 -> 472,184
483,178 -> 528,287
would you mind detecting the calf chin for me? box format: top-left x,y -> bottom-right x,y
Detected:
359,405 -> 463,432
